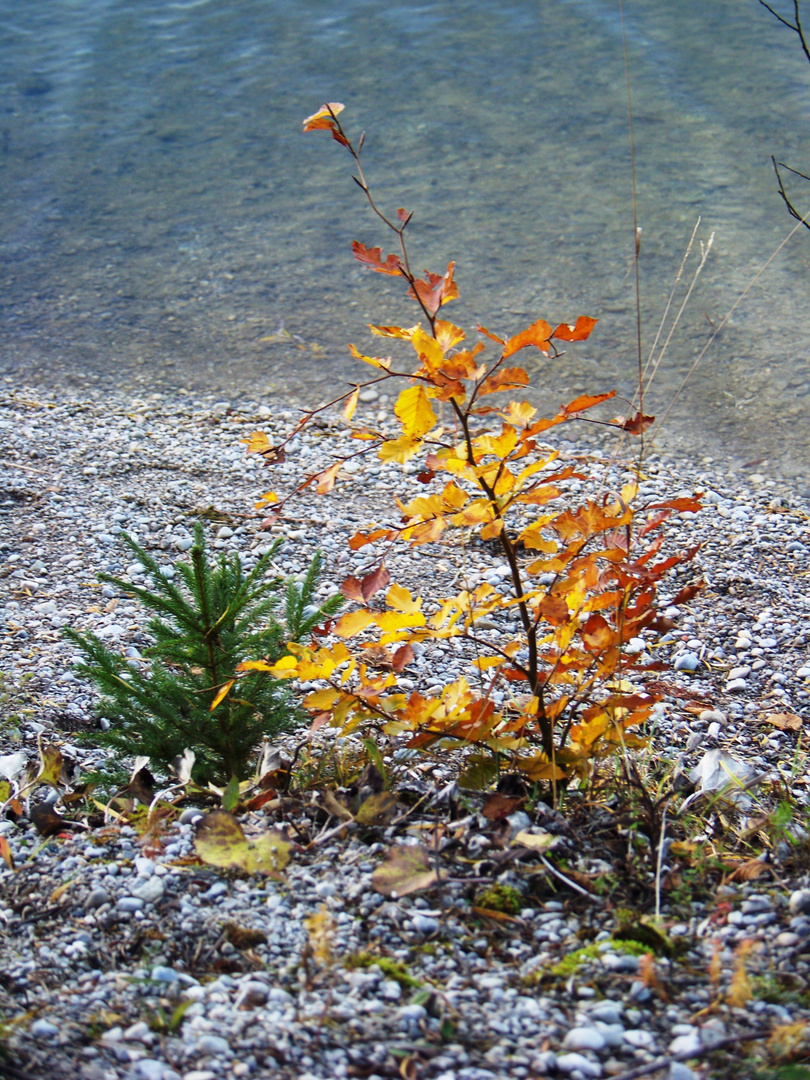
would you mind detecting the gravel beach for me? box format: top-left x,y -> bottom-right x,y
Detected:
3,385 -> 810,1080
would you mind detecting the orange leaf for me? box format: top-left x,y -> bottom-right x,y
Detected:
551,316 -> 598,342
368,324 -> 415,340
478,366 -> 530,396
477,324 -> 505,344
561,390 -> 616,416
647,495 -> 703,513
0,835 -> 14,871
352,241 -> 404,276
581,613 -> 616,652
434,319 -> 466,352
502,319 -> 552,360
348,529 -> 391,551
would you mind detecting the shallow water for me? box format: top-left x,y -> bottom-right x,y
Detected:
1,0 -> 809,478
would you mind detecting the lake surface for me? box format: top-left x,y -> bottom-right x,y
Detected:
1,0 -> 809,478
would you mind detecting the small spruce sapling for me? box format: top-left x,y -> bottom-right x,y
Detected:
64,524 -> 342,783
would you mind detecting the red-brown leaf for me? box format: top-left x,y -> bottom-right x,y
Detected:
671,582 -> 704,606
408,263 -> 458,316
392,643 -> 415,672
340,575 -> 366,603
620,411 -> 655,435
352,241 -> 404,276
361,563 -> 391,601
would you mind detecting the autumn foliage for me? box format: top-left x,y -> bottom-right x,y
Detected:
242,104 -> 702,793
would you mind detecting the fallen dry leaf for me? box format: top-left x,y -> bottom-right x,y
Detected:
371,844 -> 446,898
194,810 -> 290,878
764,712 -> 802,732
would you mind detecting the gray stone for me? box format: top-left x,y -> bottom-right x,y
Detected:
789,888 -> 810,915
116,896 -> 145,912
31,1018 -> 60,1039
563,1026 -> 606,1052
556,1052 -> 602,1077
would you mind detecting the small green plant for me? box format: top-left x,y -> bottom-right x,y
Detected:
475,883 -> 523,915
344,951 -> 422,989
64,524 -> 342,783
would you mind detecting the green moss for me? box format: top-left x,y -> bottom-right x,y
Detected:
344,951 -> 421,989
548,938 -> 651,979
475,883 -> 523,915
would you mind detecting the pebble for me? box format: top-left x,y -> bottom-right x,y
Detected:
2,390 -> 810,1080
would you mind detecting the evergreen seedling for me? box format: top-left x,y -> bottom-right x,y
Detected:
65,524 -> 342,783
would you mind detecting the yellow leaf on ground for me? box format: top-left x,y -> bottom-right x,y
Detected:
334,610 -> 377,638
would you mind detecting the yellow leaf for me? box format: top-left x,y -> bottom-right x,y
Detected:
334,610 -> 377,638
342,387 -> 360,424
386,584 -> 423,614
376,610 -> 426,632
368,323 -> 416,340
395,385 -> 437,439
303,102 -> 345,125
379,435 -> 423,464
513,830 -> 555,853
349,343 -> 392,371
410,327 -> 445,371
242,431 -> 272,454
480,518 -> 504,540
254,491 -> 278,509
473,655 -> 505,671
304,687 -> 341,711
210,679 -> 236,712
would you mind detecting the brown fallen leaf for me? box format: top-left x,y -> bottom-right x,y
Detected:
481,793 -> 524,821
225,922 -> 268,950
764,712 -> 802,732
355,791 -> 399,827
321,789 -> 353,822
30,802 -> 70,837
724,858 -> 772,883
371,844 -> 446,898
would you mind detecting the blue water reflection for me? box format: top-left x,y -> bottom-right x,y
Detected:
1,0 -> 808,476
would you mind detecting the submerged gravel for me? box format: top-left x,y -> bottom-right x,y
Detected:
3,386 -> 810,1080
